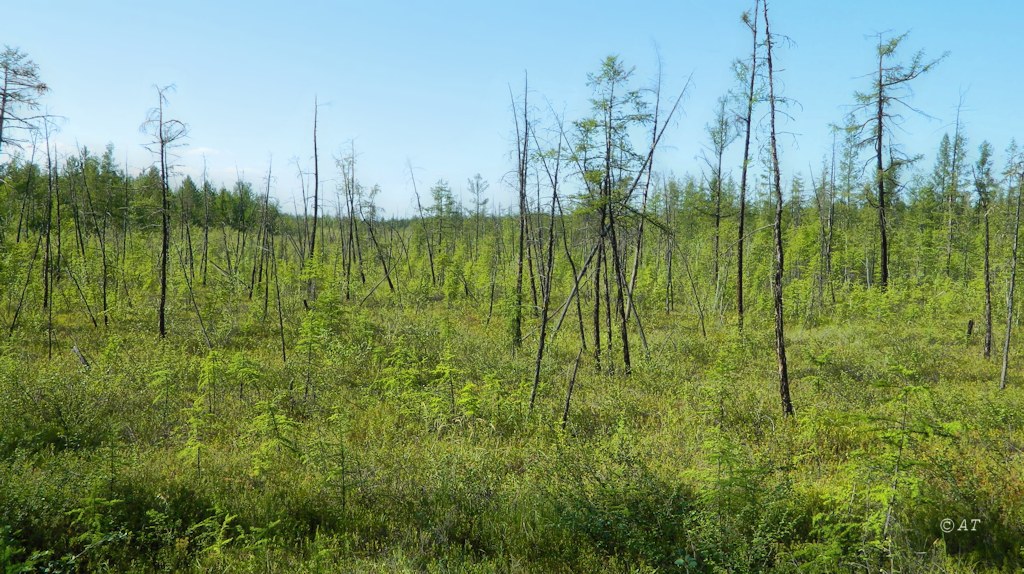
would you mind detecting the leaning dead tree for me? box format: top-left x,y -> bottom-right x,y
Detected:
510,75 -> 529,350
763,0 -> 793,416
306,98 -> 320,305
529,119 -> 563,411
142,85 -> 187,339
736,0 -> 759,332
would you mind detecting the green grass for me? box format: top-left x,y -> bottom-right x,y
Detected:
1,265 -> 1023,573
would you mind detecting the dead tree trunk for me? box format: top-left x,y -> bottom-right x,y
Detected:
974,144 -> 996,359
529,181 -> 558,410
409,161 -> 436,287
306,98 -> 320,305
201,161 -> 210,286
737,1 -> 759,332
764,0 -> 794,416
511,77 -> 528,350
144,86 -> 186,338
1000,170 -> 1023,390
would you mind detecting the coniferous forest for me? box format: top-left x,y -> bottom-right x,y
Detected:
1,4 -> 1023,572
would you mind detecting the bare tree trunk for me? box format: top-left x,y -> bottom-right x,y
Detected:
737,1 -> 759,332
363,213 -> 395,293
526,210 -> 539,314
608,208 -> 631,374
827,135 -> 836,304
43,133 -> 54,312
158,100 -> 170,338
272,232 -> 287,363
530,179 -> 558,410
511,77 -> 528,349
250,161 -> 272,300
1001,173 -> 1023,390
983,208 -> 992,358
178,248 -> 211,349
764,0 -> 794,416
201,161 -> 210,286
306,98 -> 320,305
945,109 -> 963,278
348,144 -> 366,286
557,195 -> 588,350
665,187 -> 675,313
409,161 -> 436,287
682,249 -> 707,339
875,40 -> 889,291
9,231 -> 43,336
561,347 -> 584,430
592,235 -> 604,370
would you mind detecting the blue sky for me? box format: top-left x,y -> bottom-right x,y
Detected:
5,1 -> 1022,216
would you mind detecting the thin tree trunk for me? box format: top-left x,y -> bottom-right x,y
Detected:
43,136 -> 54,311
876,39 -> 889,291
737,1 -> 759,332
158,100 -> 170,339
178,248 -> 211,349
983,209 -> 992,358
764,0 -> 794,416
1001,173 -> 1023,390
201,161 -> 210,286
608,208 -> 631,374
529,181 -> 558,410
306,98 -> 320,305
561,347 -> 584,430
9,231 -> 43,336
511,78 -> 528,349
409,161 -> 436,287
272,233 -> 287,363
557,194 -> 587,350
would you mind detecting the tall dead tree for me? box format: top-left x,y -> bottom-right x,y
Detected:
42,120 -> 55,313
408,161 -> 436,287
1002,167 -> 1024,390
201,159 -> 211,286
736,1 -> 759,332
306,98 -> 320,305
763,0 -> 793,416
360,185 -> 395,293
529,133 -> 561,411
510,76 -> 528,350
142,85 -> 187,338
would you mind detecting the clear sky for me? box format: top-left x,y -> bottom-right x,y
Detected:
5,1 -> 1022,216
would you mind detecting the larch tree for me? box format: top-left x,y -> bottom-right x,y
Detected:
0,46 -> 48,157
944,111 -> 968,278
468,173 -> 489,258
850,32 -> 944,290
702,94 -> 737,291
